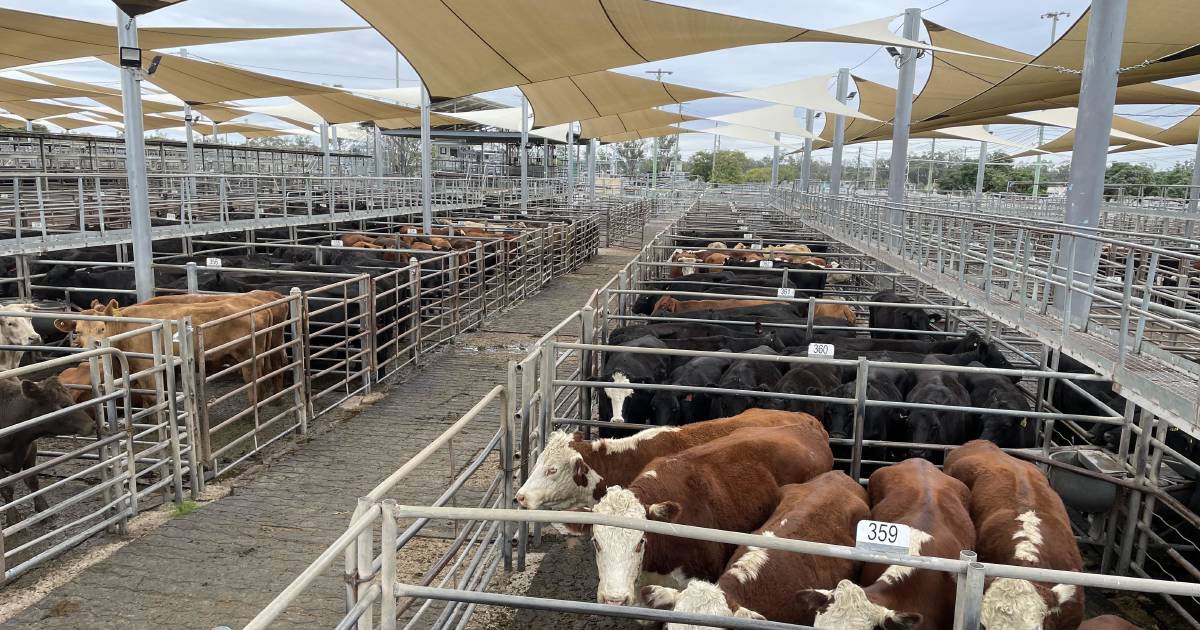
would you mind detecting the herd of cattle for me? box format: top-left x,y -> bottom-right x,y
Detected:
518,410 -> 1140,629
0,220 -> 525,526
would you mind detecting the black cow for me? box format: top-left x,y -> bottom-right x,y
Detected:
961,362 -> 1036,449
1,377 -> 100,527
658,333 -> 784,353
905,357 -> 972,461
1051,354 -> 1126,445
649,354 -> 734,426
833,344 -> 1015,384
595,336 -> 672,427
810,332 -> 983,355
607,322 -> 749,345
772,363 -> 842,418
709,345 -> 784,418
824,366 -> 908,445
867,290 -> 943,340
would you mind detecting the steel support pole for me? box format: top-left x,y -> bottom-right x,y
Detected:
519,95 -> 529,209
651,136 -> 659,189
183,105 -> 195,173
975,126 -> 989,200
888,7 -> 922,209
829,67 -> 850,196
320,121 -> 331,176
771,132 -> 781,187
587,138 -> 597,203
801,109 -> 814,193
871,141 -> 879,190
116,8 -> 155,302
420,83 -> 433,232
1056,0 -> 1127,324
1033,126 -> 1046,196
567,123 -> 576,198
710,132 -> 718,182
373,124 -> 385,177
1188,125 -> 1200,213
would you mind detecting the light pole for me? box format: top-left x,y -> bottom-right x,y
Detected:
115,6 -> 155,301
888,7 -> 922,210
1033,11 -> 1070,197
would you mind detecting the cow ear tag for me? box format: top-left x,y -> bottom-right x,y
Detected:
1020,419 -> 1028,428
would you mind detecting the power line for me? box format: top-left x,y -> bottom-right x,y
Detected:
925,0 -> 953,11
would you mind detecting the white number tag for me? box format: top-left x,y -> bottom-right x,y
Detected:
743,233 -> 753,239
807,342 -> 835,357
776,287 -> 795,299
166,213 -> 177,220
205,257 -> 222,268
31,220 -> 43,228
856,520 -> 912,555
493,214 -> 503,220
331,239 -> 344,247
759,260 -> 774,268
406,228 -> 418,235
750,243 -> 762,250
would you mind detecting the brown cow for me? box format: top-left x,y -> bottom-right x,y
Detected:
1078,616 -> 1144,630
339,233 -> 380,247
702,252 -> 730,268
945,440 -> 1084,630
813,299 -> 858,327
799,458 -> 975,629
581,420 -> 833,606
516,409 -> 819,510
668,249 -> 702,278
55,297 -> 279,404
651,296 -> 779,315
644,471 -> 868,626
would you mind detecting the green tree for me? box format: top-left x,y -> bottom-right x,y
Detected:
1103,162 -> 1155,197
615,140 -> 647,175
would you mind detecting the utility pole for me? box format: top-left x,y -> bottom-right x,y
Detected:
116,6 -> 154,301
420,82 -> 432,232
888,7 -> 922,211
975,125 -> 989,199
829,67 -> 850,195
395,50 -> 401,88
871,141 -> 879,191
710,130 -> 719,183
854,146 -> 862,191
927,138 -> 936,190
1033,11 -> 1070,197
645,69 -> 672,189
801,110 -> 815,192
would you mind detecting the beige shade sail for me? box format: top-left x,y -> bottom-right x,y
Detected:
346,87 -> 422,108
689,124 -> 801,147
239,127 -> 318,139
710,104 -> 813,138
602,125 -> 695,144
90,113 -> 187,132
0,7 -> 364,70
579,108 -> 697,139
0,76 -> 110,103
914,125 -> 1041,152
18,71 -> 183,115
917,3 -> 1200,128
101,52 -> 337,104
1013,112 -> 1175,157
38,114 -> 112,130
814,74 -> 898,147
191,104 -> 253,124
343,0 -> 937,98
0,100 -> 95,121
293,92 -> 458,125
0,114 -> 28,129
735,75 -> 879,122
521,70 -> 723,127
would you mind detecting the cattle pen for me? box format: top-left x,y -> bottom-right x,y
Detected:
241,190 -> 1200,630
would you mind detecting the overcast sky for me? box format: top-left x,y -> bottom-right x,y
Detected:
3,0 -> 1197,172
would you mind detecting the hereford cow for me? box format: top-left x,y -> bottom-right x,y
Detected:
596,336 -> 672,426
0,304 -> 42,371
642,471 -> 868,626
515,409 -> 814,510
580,420 -> 832,606
944,440 -> 1084,630
799,458 -> 975,629
668,249 -> 702,278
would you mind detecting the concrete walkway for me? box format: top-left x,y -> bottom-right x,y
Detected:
1,239 -> 648,630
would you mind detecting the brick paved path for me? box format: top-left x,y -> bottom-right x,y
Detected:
1,239 -> 651,630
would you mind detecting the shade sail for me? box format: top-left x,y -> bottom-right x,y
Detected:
346,87 -> 422,108
915,125 -> 1041,152
113,0 -> 187,17
735,75 -> 878,122
343,0 -> 936,98
917,3 -> 1200,128
102,52 -> 336,104
0,76 -> 108,103
293,92 -> 458,125
688,124 -> 801,147
602,125 -> 695,144
18,71 -> 183,115
1009,109 -> 1166,144
712,104 -> 814,139
0,101 -> 94,121
521,70 -> 723,127
39,114 -> 112,131
0,114 -> 27,129
239,127 -> 318,139
579,108 -> 697,139
0,8 -> 363,70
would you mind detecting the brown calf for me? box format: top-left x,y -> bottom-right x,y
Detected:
651,296 -> 778,315
585,420 -> 833,606
945,440 -> 1084,630
516,409 -> 820,510
813,300 -> 857,327
339,233 -> 380,247
800,458 -> 975,630
644,471 -> 868,626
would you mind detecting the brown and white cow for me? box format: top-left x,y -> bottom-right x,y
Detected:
642,471 -> 869,627
651,296 -> 779,315
1078,616 -> 1144,630
668,249 -> 703,278
798,458 -> 975,629
515,409 -> 815,510
0,304 -> 42,371
581,420 -> 832,606
944,440 -> 1084,630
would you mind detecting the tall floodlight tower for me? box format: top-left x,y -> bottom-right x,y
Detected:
1032,11 -> 1070,197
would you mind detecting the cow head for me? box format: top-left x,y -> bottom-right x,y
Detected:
641,582 -> 764,629
19,377 -> 100,438
800,580 -> 922,629
904,308 -> 942,333
591,486 -> 679,606
973,342 -> 1018,381
0,304 -> 41,346
980,578 -> 1076,630
514,431 -> 600,510
649,390 -> 680,427
55,299 -> 120,348
977,391 -> 1033,449
603,373 -> 635,423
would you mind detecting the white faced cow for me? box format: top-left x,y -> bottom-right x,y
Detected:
0,305 -> 41,371
579,421 -> 832,607
643,471 -> 869,628
515,409 -> 813,510
945,440 -> 1084,630
597,336 -> 671,426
